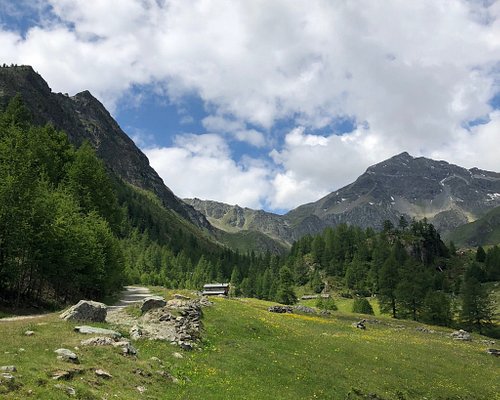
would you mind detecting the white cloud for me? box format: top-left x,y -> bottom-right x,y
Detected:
144,134 -> 272,209
0,0 -> 499,210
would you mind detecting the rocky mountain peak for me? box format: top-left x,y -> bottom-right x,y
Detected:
0,65 -> 212,231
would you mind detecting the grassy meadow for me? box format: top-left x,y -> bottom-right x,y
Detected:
0,293 -> 499,399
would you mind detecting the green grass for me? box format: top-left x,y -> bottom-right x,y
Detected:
1,294 -> 499,399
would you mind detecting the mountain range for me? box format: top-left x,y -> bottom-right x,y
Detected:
2,65 -> 500,252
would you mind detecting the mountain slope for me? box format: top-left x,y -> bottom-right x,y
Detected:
188,153 -> 500,248
0,65 -> 210,230
446,205 -> 500,247
287,151 -> 500,233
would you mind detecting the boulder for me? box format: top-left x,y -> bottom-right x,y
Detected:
268,305 -> 293,313
54,349 -> 79,364
294,305 -> 316,314
451,329 -> 471,341
141,296 -> 167,314
0,366 -> 16,372
353,319 -> 366,330
80,336 -> 115,347
74,325 -> 121,338
60,300 -> 107,322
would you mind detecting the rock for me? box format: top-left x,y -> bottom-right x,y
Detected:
95,369 -> 113,378
130,324 -> 143,340
157,370 -> 179,384
80,336 -> 115,346
415,326 -> 435,334
0,366 -> 16,372
74,325 -> 121,338
137,386 -> 147,394
51,370 -> 72,380
451,329 -> 471,341
173,294 -> 190,300
54,348 -> 79,364
294,305 -> 316,314
268,305 -> 293,313
353,319 -> 366,330
172,352 -> 183,359
24,330 -> 35,336
60,300 -> 107,322
140,296 -> 167,313
54,384 -> 76,396
1,373 -> 15,381
150,356 -> 162,363
116,341 -> 137,356
486,348 -> 500,357
167,299 -> 188,308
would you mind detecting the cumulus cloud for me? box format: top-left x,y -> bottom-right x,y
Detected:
0,0 -> 499,210
145,134 -> 272,209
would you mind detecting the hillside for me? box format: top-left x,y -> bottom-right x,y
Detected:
447,205 -> 500,247
0,65 -> 210,231
1,294 -> 499,399
187,153 -> 500,250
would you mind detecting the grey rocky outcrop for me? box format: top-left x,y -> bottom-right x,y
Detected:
451,329 -> 471,341
268,305 -> 293,313
60,300 -> 107,322
294,305 -> 316,314
80,336 -> 137,356
141,296 -> 167,313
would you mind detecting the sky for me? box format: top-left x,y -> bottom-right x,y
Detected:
0,0 -> 499,213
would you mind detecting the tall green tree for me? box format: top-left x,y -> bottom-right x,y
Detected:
276,266 -> 297,305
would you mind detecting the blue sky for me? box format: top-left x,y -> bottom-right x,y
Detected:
1,0 -> 499,212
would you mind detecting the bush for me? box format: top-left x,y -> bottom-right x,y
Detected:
352,298 -> 374,315
316,296 -> 337,311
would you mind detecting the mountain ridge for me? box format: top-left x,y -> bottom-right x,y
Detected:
0,65 -> 211,231
187,152 -> 500,247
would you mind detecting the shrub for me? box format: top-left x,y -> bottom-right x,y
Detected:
352,298 -> 374,315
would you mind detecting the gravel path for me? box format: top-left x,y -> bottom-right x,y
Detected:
0,286 -> 153,323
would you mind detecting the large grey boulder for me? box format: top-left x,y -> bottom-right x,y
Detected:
141,296 -> 167,314
60,300 -> 107,322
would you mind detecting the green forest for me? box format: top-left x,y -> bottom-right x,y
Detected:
0,96 -> 498,336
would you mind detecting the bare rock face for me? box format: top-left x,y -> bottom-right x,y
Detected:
141,296 -> 167,314
60,300 -> 107,322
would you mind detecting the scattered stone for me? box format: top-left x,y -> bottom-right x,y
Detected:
451,329 -> 471,341
172,352 -> 183,359
157,370 -> 179,384
80,336 -> 115,347
167,299 -> 188,308
319,310 -> 331,316
415,326 -> 435,334
173,294 -> 190,300
480,339 -> 496,346
268,305 -> 293,313
60,300 -> 107,322
51,370 -> 72,380
74,325 -> 121,338
95,369 -> 112,379
0,366 -> 16,372
54,348 -> 79,364
133,368 -> 152,378
353,319 -> 366,330
54,384 -> 76,396
130,325 -> 143,340
486,348 -> 500,357
24,330 -> 35,336
1,373 -> 15,381
116,341 -> 137,356
136,386 -> 147,394
141,296 -> 167,314
294,305 -> 316,314
159,312 -> 174,322
198,297 -> 213,307
150,356 -> 162,363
